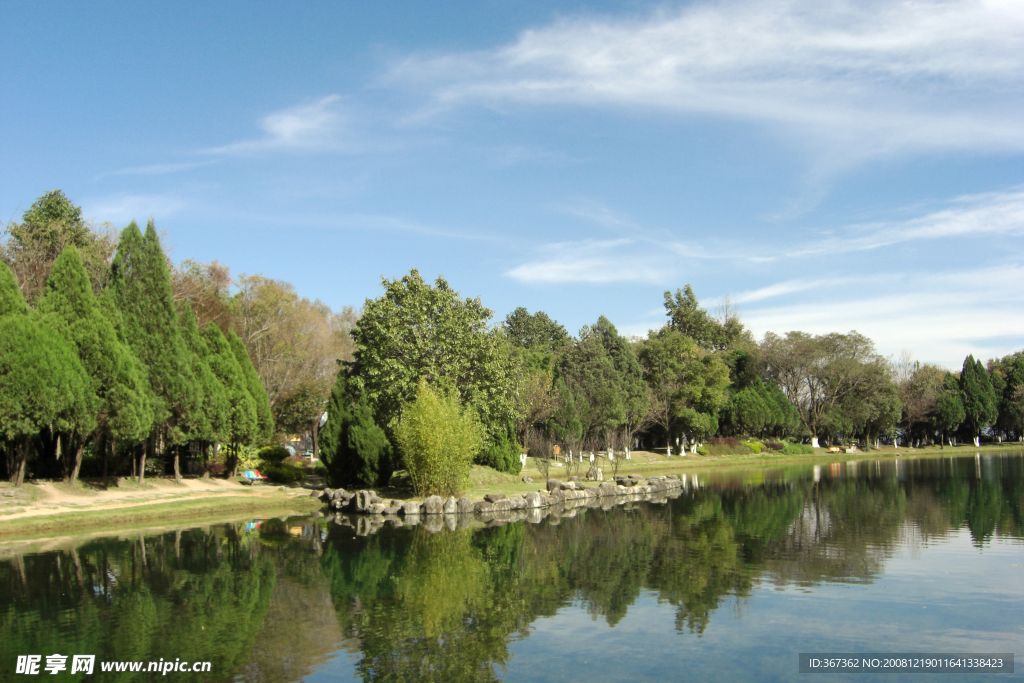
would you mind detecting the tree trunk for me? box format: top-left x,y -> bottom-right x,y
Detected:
811,436 -> 820,448
138,437 -> 149,485
311,418 -> 320,461
13,436 -> 30,487
70,439 -> 85,485
173,445 -> 181,483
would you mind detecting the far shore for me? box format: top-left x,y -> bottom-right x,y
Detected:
1,442 -> 1020,541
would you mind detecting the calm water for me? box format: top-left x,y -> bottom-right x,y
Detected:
1,453 -> 1022,682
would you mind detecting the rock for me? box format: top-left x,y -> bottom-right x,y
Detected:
562,481 -> 578,490
521,476 -> 533,483
473,500 -> 495,514
369,493 -> 383,505
422,495 -> 444,515
443,496 -> 457,514
367,503 -> 388,514
354,490 -> 376,512
508,497 -> 527,510
383,507 -> 402,516
523,491 -> 542,509
599,482 -> 618,496
311,489 -> 323,498
423,516 -> 444,534
492,499 -> 512,512
484,493 -> 506,503
585,467 -> 603,481
568,475 -> 580,482
402,502 -> 422,516
456,497 -> 474,514
547,479 -> 563,492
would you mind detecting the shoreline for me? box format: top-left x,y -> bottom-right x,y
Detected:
1,444 -> 1020,540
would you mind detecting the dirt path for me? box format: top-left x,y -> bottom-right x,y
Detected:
0,476 -> 308,523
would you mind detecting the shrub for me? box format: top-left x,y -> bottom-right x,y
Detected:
764,441 -> 785,451
256,446 -> 291,465
745,441 -> 764,454
696,447 -> 709,456
781,442 -> 814,455
262,464 -> 305,484
475,423 -> 523,475
204,462 -> 227,477
395,380 -> 484,497
320,372 -> 393,489
706,436 -> 739,448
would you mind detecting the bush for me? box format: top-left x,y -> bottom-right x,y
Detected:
706,436 -> 739,448
781,442 -> 815,455
262,464 -> 305,484
745,441 -> 764,453
764,441 -> 785,451
696,447 -> 709,456
395,380 -> 484,497
257,446 -> 291,465
475,423 -> 523,475
320,372 -> 393,489
204,462 -> 227,476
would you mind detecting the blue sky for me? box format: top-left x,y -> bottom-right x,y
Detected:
3,0 -> 1022,368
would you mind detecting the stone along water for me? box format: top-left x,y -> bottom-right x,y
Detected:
1,453 -> 1021,682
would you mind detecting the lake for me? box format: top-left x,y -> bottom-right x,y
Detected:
2,452 -> 1022,682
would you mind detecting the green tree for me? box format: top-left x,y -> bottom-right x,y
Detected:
0,268 -> 91,485
0,258 -> 29,316
319,371 -> 393,488
227,329 -> 274,443
203,323 -> 257,477
348,269 -> 519,441
1,190 -> 115,305
177,303 -> 229,477
933,373 -> 966,447
109,220 -> 197,482
503,307 -> 570,353
959,355 -> 997,446
556,330 -> 625,443
36,246 -> 153,483
395,380 -> 484,497
663,285 -> 737,351
996,356 -> 1024,440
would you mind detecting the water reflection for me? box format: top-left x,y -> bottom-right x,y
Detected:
0,453 -> 1020,682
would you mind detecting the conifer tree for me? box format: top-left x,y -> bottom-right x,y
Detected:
203,323 -> 257,477
0,264 -> 91,485
109,220 -> 197,482
320,371 -> 393,488
227,329 -> 274,443
176,304 -> 228,480
959,355 -> 997,446
933,372 -> 966,447
998,356 -> 1024,439
37,246 -> 152,482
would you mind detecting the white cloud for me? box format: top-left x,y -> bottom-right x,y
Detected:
388,0 -> 1024,160
83,194 -> 184,225
210,96 -> 349,154
506,238 -> 668,283
96,160 -> 219,180
741,265 -> 1024,367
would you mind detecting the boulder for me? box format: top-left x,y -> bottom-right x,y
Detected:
586,467 -> 603,481
443,496 -> 458,514
492,499 -> 512,513
383,507 -> 402,516
521,476 -> 533,484
402,502 -> 421,516
508,497 -> 527,510
367,503 -> 388,515
473,500 -> 495,514
484,493 -> 506,503
523,491 -> 543,509
547,479 -> 563,492
421,495 -> 444,515
456,497 -> 474,514
599,482 -> 618,496
354,490 -> 376,512
568,475 -> 580,482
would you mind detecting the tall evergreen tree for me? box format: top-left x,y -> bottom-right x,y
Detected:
959,356 -> 997,446
37,246 -> 152,482
997,356 -> 1024,440
0,265 -> 91,485
933,372 -> 966,447
109,220 -> 197,482
203,323 -> 257,477
176,304 -> 229,480
320,371 -> 393,488
227,329 -> 273,443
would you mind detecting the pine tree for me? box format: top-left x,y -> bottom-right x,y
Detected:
176,304 -> 228,480
203,323 -> 257,477
320,371 -> 392,488
959,356 -> 997,446
933,372 -> 965,447
227,329 -> 273,443
37,246 -> 152,482
998,356 -> 1024,439
0,261 -> 29,317
109,220 -> 197,482
0,277 -> 91,485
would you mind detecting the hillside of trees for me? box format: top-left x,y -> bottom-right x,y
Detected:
3,191 -> 1022,490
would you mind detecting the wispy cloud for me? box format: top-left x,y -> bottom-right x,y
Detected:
96,160 -> 219,180
209,96 -> 350,154
82,194 -> 184,225
506,238 -> 668,283
388,0 -> 1024,161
